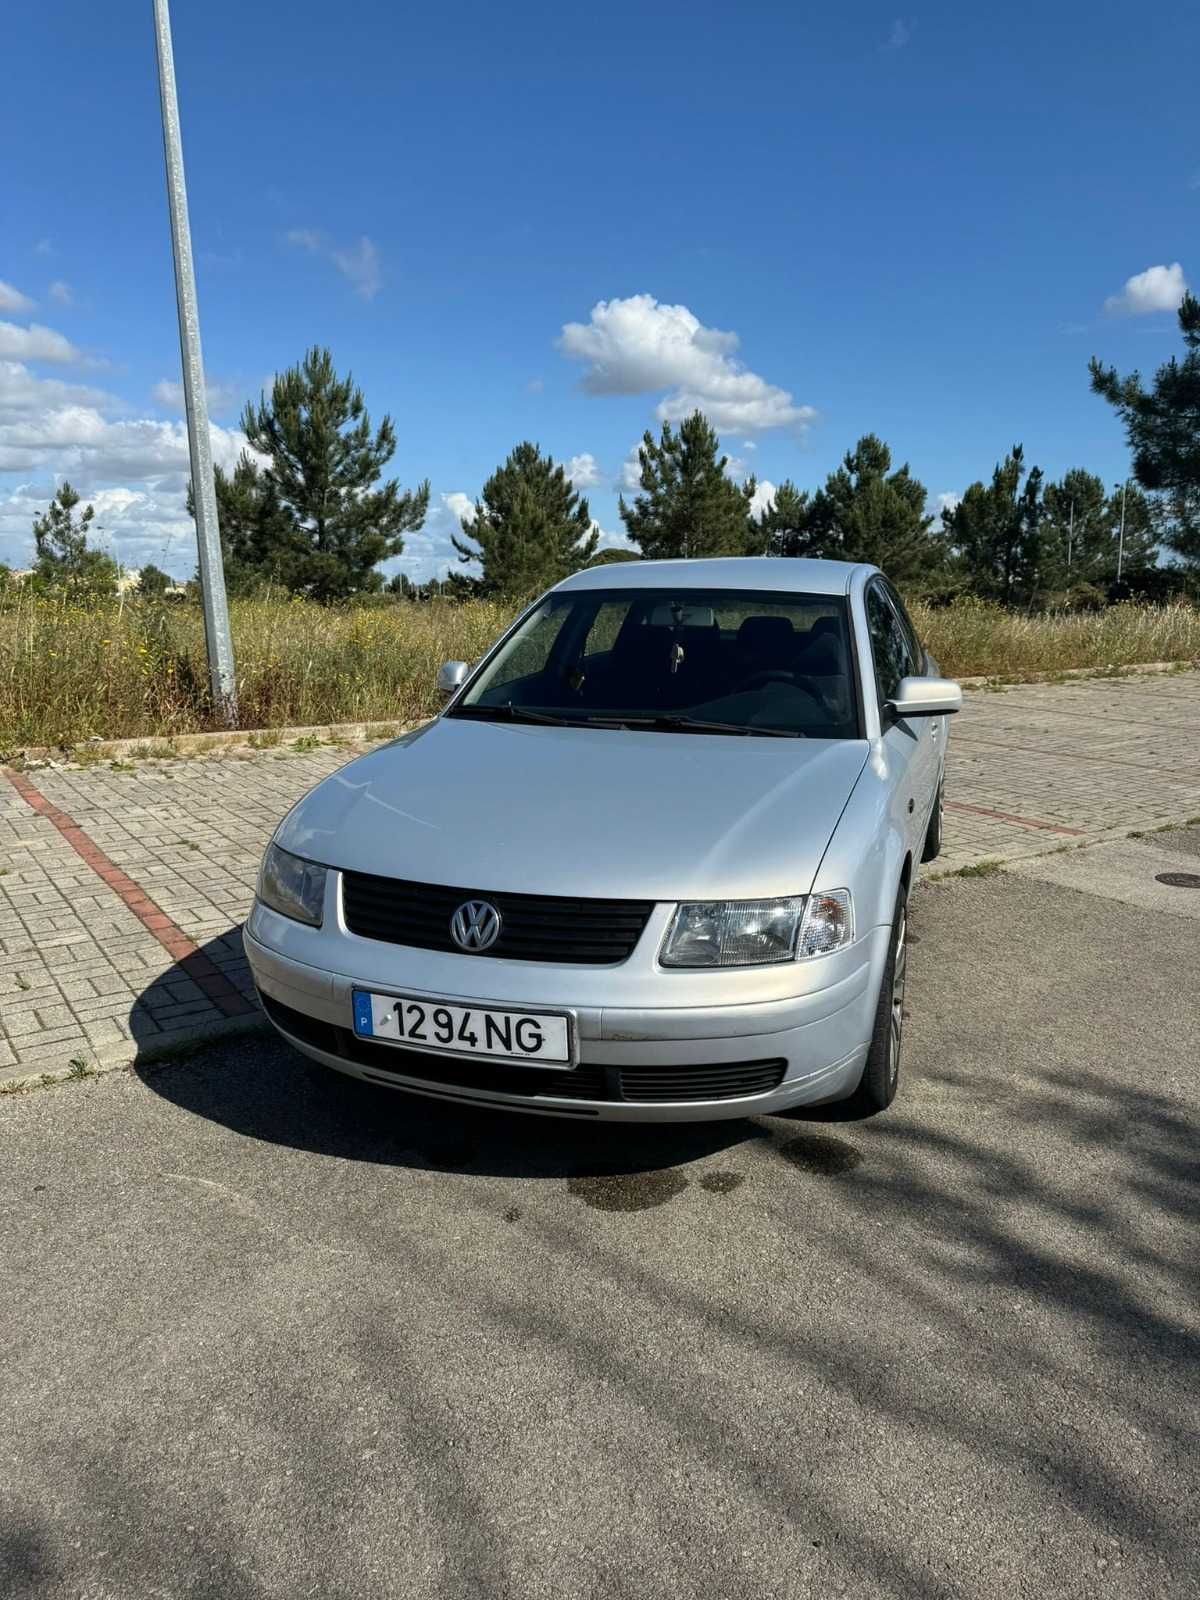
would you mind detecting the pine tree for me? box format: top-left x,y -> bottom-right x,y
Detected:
32,483 -> 118,596
942,445 -> 1044,604
748,480 -> 812,556
1090,293 -> 1200,568
452,442 -> 599,597
800,436 -> 940,582
197,454 -> 303,595
235,347 -> 430,600
619,413 -> 757,559
136,562 -> 173,598
1041,469 -> 1157,588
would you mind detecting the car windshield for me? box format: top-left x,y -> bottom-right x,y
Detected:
449,587 -> 860,739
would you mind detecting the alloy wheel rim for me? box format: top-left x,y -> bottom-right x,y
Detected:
888,906 -> 907,1087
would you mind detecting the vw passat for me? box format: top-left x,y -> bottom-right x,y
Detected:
246,558 -> 961,1120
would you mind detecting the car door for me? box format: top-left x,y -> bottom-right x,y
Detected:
864,580 -> 938,859
881,577 -> 946,828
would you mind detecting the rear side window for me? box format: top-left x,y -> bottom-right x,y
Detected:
866,584 -> 917,704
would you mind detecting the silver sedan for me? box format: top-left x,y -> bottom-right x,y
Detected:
245,558 -> 961,1120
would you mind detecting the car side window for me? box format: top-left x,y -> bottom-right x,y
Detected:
881,579 -> 924,673
865,584 -> 915,706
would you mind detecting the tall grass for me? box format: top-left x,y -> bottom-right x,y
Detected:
911,596 -> 1200,678
0,592 -> 511,749
0,590 -> 1196,749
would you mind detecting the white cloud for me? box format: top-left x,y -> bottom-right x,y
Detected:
380,494 -> 481,586
558,293 -> 815,434
0,361 -> 115,424
741,439 -> 757,451
748,479 -> 777,519
442,491 -> 476,526
932,491 -> 961,530
589,519 -> 635,554
723,454 -> 747,482
1104,262 -> 1189,316
0,410 -> 248,478
286,228 -> 382,299
619,446 -> 643,494
0,338 -> 253,572
153,375 -> 240,415
886,19 -> 911,49
0,321 -> 81,363
47,281 -> 73,306
0,477 -> 202,575
564,451 -> 600,489
34,239 -> 54,257
0,281 -> 35,314
330,236 -> 382,299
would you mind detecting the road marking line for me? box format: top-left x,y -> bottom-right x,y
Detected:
3,768 -> 256,1018
945,800 -> 1084,835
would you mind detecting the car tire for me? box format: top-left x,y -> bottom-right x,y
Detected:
849,883 -> 908,1114
920,776 -> 944,863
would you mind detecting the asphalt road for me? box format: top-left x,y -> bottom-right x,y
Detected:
3,849 -> 1199,1600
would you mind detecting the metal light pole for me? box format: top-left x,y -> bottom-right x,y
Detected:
1115,479 -> 1128,585
152,0 -> 236,720
1066,498 -> 1074,572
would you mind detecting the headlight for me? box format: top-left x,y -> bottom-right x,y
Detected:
257,842 -> 327,927
660,890 -> 852,968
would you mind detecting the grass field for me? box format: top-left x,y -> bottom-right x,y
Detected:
0,590 -> 1197,750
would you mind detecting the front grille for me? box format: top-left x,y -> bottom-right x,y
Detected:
341,871 -> 654,965
340,1032 -> 609,1101
262,990 -> 789,1107
618,1059 -> 787,1103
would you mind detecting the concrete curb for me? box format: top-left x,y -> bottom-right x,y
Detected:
955,658 -> 1197,689
0,1013 -> 271,1095
11,720 -> 416,767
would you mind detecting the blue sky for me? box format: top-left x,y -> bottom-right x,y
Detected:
1,0 -> 1196,579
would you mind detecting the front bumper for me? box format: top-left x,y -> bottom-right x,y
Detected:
244,895 -> 889,1122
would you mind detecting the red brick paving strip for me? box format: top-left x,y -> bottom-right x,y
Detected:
3,767 -> 256,1018
945,799 -> 1084,836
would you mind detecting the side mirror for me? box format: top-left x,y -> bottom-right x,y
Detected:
437,660 -> 470,701
888,675 -> 962,719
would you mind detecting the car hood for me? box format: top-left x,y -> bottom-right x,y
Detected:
276,718 -> 869,901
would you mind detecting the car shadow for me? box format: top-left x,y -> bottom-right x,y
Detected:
132,928 -> 845,1181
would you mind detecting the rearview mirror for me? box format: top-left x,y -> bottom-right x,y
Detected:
888,675 -> 962,719
437,660 -> 470,701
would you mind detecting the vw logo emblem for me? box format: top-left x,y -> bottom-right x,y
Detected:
450,899 -> 502,953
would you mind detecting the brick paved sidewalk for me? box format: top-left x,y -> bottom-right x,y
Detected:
2,670 -> 1198,1087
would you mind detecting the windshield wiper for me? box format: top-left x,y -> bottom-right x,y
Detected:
450,705 -> 803,737
449,703 -> 593,728
599,714 -> 805,739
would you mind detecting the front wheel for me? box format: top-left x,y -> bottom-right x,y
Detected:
849,885 -> 908,1113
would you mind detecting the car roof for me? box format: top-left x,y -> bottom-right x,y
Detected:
554,557 -> 876,598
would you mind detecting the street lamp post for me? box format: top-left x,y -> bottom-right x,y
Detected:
152,0 -> 236,721
1115,479 -> 1128,585
1066,497 -> 1074,572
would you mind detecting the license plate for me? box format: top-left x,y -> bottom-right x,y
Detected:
351,990 -> 573,1068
